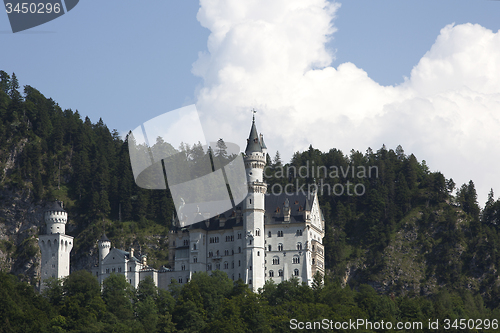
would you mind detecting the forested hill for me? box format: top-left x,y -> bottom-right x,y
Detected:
2,71 -> 500,307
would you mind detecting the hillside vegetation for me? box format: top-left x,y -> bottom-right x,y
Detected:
2,71 -> 500,326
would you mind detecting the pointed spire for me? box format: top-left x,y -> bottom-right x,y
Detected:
260,134 -> 267,149
245,109 -> 262,154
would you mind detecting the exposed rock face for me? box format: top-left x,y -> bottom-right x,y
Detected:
0,187 -> 44,284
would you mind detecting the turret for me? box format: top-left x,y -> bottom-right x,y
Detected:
44,201 -> 67,234
243,114 -> 267,291
98,234 -> 111,262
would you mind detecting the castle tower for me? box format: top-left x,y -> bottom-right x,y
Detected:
98,234 -> 111,262
38,201 -> 73,291
243,114 -> 267,292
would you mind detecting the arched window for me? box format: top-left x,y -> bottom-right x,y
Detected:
278,243 -> 283,251
193,256 -> 197,263
297,242 -> 302,250
193,243 -> 197,250
312,258 -> 315,265
278,270 -> 283,277
272,256 -> 279,265
294,269 -> 299,276
268,245 -> 272,251
256,229 -> 260,236
238,247 -> 241,253
293,255 -> 300,264
268,231 -> 272,238
277,230 -> 283,237
224,262 -> 229,269
269,270 -> 274,277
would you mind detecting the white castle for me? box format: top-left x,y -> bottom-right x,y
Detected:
41,118 -> 325,292
38,201 -> 74,291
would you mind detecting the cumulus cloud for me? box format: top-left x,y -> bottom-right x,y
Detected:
193,0 -> 500,205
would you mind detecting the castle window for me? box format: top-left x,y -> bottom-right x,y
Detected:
216,263 -> 220,270
294,269 -> 299,276
312,259 -> 315,265
297,230 -> 303,236
106,268 -> 109,274
179,277 -> 182,283
184,239 -> 189,246
268,245 -> 272,251
130,279 -> 132,284
269,270 -> 274,277
193,243 -> 197,250
216,237 -> 219,243
249,199 -> 252,205
232,274 -> 234,280
232,249 -> 234,255
249,240 -> 252,245
297,242 -> 302,251
257,251 -> 260,256
181,265 -> 186,271
312,245 -> 315,251
193,257 -> 197,263
278,270 -> 283,277
232,261 -> 234,268
256,229 -> 260,236
112,268 -> 116,272
293,255 -> 300,264
238,260 -> 241,267
272,256 -> 279,265
238,247 -> 241,253
238,233 -> 242,239
207,263 -> 212,270
209,251 -> 213,257
118,267 -> 122,272
239,273 -> 241,279
277,230 -> 283,237
225,250 -> 229,256
278,243 -> 283,251
249,279 -> 252,284
268,231 -> 272,238
224,262 -> 229,269
130,267 -> 132,272
216,250 -> 219,256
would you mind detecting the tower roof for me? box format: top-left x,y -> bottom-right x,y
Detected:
245,118 -> 262,154
45,201 -> 65,213
99,233 -> 110,242
260,134 -> 267,150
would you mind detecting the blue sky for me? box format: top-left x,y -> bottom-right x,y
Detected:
2,0 -> 500,205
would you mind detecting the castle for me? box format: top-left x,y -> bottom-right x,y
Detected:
40,118 -> 325,292
38,201 -> 74,291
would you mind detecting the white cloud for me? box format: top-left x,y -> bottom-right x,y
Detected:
193,1 -> 500,205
